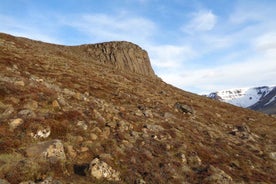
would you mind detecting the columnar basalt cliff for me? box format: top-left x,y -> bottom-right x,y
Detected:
78,41 -> 156,77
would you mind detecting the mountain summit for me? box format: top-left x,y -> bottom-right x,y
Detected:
0,33 -> 275,183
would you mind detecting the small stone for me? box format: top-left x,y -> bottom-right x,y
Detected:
57,95 -> 66,106
144,109 -> 153,118
135,179 -> 146,184
77,121 -> 88,130
36,78 -> 44,82
181,153 -> 187,164
76,136 -> 84,142
74,92 -> 82,100
66,145 -> 77,159
1,106 -> 14,119
9,118 -> 23,130
14,80 -> 25,86
52,100 -> 61,109
187,154 -> 202,168
135,110 -> 143,117
18,109 -> 35,118
101,127 -> 110,139
92,127 -> 102,134
80,146 -> 89,152
24,100 -> 38,110
31,126 -> 51,139
269,152 -> 276,161
90,133 -> 98,140
9,97 -> 20,104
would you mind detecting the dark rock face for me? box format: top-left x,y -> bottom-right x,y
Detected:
78,41 -> 156,77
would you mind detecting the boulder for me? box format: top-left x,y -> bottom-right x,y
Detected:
25,139 -> 66,163
89,158 -> 120,181
174,102 -> 194,114
9,118 -> 23,130
203,166 -> 233,184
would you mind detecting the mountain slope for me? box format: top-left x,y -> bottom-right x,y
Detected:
208,86 -> 276,114
0,33 -> 275,184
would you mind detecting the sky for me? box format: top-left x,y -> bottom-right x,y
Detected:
0,0 -> 275,94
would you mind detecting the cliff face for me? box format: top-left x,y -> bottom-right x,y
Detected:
79,41 -> 156,77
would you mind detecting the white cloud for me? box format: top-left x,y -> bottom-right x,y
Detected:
148,44 -> 196,68
183,10 -> 217,33
160,55 -> 276,94
0,14 -> 61,43
63,13 -> 156,45
229,1 -> 266,25
254,32 -> 276,53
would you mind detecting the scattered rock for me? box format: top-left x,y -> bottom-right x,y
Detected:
9,118 -> 23,130
187,153 -> 202,168
89,158 -> 120,181
14,80 -> 25,86
76,136 -> 84,142
164,112 -> 176,119
180,153 -> 187,164
66,145 -> 77,159
143,109 -> 153,118
146,124 -> 164,132
204,165 -> 233,184
29,124 -> 51,139
0,179 -> 10,184
101,127 -> 111,139
25,139 -> 66,163
135,110 -> 144,117
269,152 -> 276,161
52,100 -> 61,109
24,100 -> 38,110
1,105 -> 14,119
90,133 -> 98,140
18,109 -> 36,118
80,146 -> 89,152
229,124 -> 253,140
77,121 -> 88,130
135,178 -> 146,184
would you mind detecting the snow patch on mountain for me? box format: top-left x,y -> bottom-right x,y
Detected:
208,86 -> 275,108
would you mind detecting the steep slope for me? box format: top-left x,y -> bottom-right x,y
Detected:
0,33 -> 275,184
208,86 -> 276,114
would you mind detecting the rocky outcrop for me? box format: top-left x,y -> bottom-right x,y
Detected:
78,41 -> 156,77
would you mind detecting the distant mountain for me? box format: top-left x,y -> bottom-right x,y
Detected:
207,86 -> 276,114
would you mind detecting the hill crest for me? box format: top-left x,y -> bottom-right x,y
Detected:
0,32 -> 275,184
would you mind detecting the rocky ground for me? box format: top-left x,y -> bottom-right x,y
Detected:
0,33 -> 275,184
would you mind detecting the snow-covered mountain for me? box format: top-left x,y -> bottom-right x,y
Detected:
207,86 -> 276,114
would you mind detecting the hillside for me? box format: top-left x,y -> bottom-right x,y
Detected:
0,32 -> 275,184
207,86 -> 276,114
